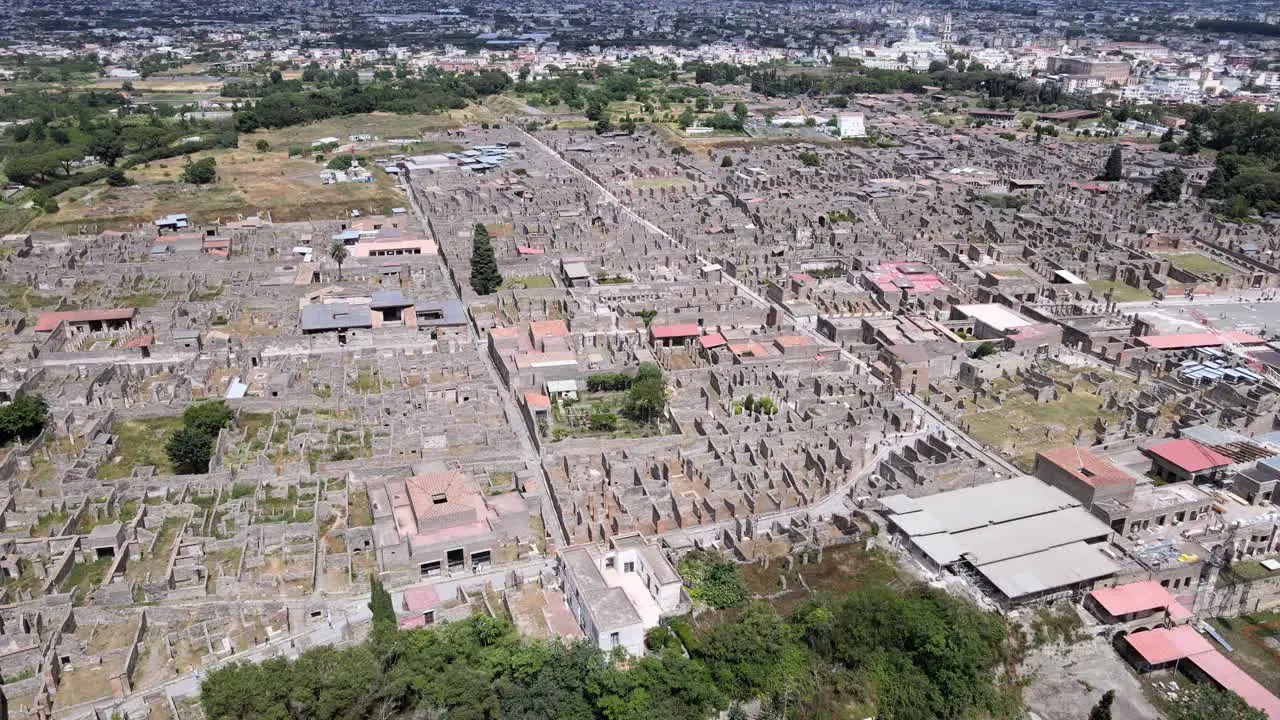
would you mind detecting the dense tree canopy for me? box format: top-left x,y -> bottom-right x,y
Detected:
202,573 -> 1016,720
0,394 -> 49,445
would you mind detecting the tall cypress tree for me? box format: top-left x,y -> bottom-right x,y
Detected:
469,223 -> 502,295
1101,145 -> 1123,181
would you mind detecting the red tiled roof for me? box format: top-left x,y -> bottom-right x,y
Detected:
1145,438 -> 1233,473
34,308 -> 135,332
523,391 -> 551,411
650,323 -> 701,339
1037,446 -> 1133,488
1089,581 -> 1177,617
699,332 -> 727,349
1137,331 -> 1264,350
125,335 -> 154,348
1186,651 -> 1280,719
1124,625 -> 1214,665
516,245 -> 545,254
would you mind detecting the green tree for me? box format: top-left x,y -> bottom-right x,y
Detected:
105,168 -> 129,187
88,131 -> 124,166
720,155 -> 734,167
326,154 -> 354,171
182,401 -> 234,436
330,242 -> 350,280
625,363 -> 666,424
368,576 -> 396,649
973,341 -> 998,359
3,153 -> 61,186
1167,684 -> 1266,720
1101,145 -> 1123,181
798,151 -> 820,167
469,223 -> 502,295
255,139 -> 271,153
0,394 -> 49,445
166,426 -> 214,474
1148,168 -> 1186,203
182,157 -> 217,184
1089,689 -> 1115,720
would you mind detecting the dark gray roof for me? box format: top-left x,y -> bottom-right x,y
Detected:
415,299 -> 468,326
370,290 -> 415,309
300,303 -> 372,332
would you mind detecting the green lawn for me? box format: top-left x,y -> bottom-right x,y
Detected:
59,557 -> 111,605
499,275 -> 556,290
99,416 -> 185,480
1161,252 -> 1236,278
1088,279 -> 1153,302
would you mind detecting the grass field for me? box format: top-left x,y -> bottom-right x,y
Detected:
499,275 -> 556,290
1089,279 -> 1154,302
98,416 -> 184,480
962,369 -> 1132,471
30,112 -> 487,233
1161,252 -> 1236,278
34,148 -> 404,233
250,111 -> 479,148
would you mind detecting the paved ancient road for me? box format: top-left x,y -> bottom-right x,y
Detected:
516,128 -> 1021,477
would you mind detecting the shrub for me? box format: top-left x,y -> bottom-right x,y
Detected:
182,157 -> 217,185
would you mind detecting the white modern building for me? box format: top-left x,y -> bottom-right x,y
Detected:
837,112 -> 867,139
559,534 -> 685,656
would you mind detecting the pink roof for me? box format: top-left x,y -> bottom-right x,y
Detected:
514,351 -> 578,369
1137,331 -> 1264,350
490,326 -> 520,341
865,261 -> 945,295
650,323 -> 701,339
1146,438 -> 1233,473
34,308 -> 135,332
516,245 -> 545,254
125,335 -> 154,349
1124,625 -> 1214,665
1187,651 -> 1280,719
1089,581 -> 1177,616
405,472 -> 481,524
699,332 -> 727,349
402,586 -> 441,612
523,391 -> 551,410
529,319 -> 570,338
790,273 -> 814,283
1037,447 -> 1133,488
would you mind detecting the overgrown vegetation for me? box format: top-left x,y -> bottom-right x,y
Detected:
202,581 -> 1016,720
679,550 -> 749,609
